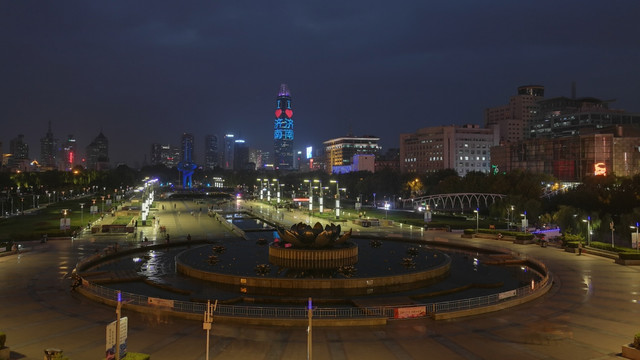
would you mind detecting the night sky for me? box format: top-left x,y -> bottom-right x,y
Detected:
2,1 -> 639,167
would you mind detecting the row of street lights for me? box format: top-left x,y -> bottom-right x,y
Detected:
258,178 -> 346,219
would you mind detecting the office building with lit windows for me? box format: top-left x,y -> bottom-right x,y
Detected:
400,124 -> 499,176
323,135 -> 381,174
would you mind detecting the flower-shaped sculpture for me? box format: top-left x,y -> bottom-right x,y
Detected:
277,222 -> 352,248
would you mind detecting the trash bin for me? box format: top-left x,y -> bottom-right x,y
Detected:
44,348 -> 63,360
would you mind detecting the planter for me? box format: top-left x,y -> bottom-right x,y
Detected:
622,344 -> 640,360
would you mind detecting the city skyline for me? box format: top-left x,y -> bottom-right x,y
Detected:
2,1 -> 639,166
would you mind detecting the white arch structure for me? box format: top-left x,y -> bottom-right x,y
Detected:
404,193 -> 506,211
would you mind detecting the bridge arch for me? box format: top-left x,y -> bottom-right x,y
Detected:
403,193 -> 506,212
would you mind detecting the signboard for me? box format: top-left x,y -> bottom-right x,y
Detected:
632,232 -> 639,250
148,297 -> 174,308
394,306 -> 427,319
498,290 -> 517,300
424,210 -> 432,223
60,218 -> 71,230
106,199 -> 112,206
90,205 -> 99,214
106,317 -> 128,360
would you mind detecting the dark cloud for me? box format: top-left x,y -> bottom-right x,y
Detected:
1,0 -> 639,166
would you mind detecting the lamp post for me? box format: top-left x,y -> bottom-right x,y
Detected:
101,195 -> 105,215
330,180 -> 340,219
509,205 -> 514,230
267,181 -> 271,202
79,203 -> 85,226
582,216 -> 591,246
303,180 -> 313,213
256,178 -> 263,200
474,208 -> 479,234
272,179 -> 280,204
313,180 -> 323,214
610,221 -> 615,248
20,197 -> 24,214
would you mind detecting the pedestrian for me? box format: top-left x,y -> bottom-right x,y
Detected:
166,233 -> 170,244
578,242 -> 583,255
187,233 -> 191,242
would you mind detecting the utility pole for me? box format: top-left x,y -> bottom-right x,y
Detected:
307,297 -> 313,360
203,300 -> 217,360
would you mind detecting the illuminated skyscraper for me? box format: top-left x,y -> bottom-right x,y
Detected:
273,84 -> 294,170
62,134 -> 77,170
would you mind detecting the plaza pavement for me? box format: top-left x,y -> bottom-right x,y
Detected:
0,199 -> 639,359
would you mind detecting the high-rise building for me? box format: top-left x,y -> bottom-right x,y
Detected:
485,85 -> 544,143
273,84 -> 294,170
86,132 -> 109,170
40,121 -> 57,169
9,134 -> 29,170
180,133 -> 195,163
61,135 -> 77,171
323,135 -> 381,174
233,139 -> 252,170
204,135 -> 218,170
221,134 -> 235,170
400,124 -> 499,176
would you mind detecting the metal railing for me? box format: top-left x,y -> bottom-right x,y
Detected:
80,272 -> 549,320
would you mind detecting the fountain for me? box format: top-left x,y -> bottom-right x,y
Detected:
174,221 -> 452,297
269,222 -> 357,269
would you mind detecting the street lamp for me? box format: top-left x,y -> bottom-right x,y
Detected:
101,195 -> 106,215
330,180 -> 341,219
582,216 -> 591,246
303,180 -> 313,213
509,205 -> 514,230
474,208 -> 479,234
272,179 -> 280,204
314,180 -> 323,213
80,203 -> 85,226
256,178 -> 263,200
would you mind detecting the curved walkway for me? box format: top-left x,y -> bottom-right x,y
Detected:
0,200 -> 639,359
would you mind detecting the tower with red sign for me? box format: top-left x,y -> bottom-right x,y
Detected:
273,84 -> 294,170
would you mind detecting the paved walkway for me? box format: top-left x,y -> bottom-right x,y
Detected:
1,199 -> 639,359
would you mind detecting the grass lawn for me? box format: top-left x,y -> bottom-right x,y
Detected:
0,196 -> 119,241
